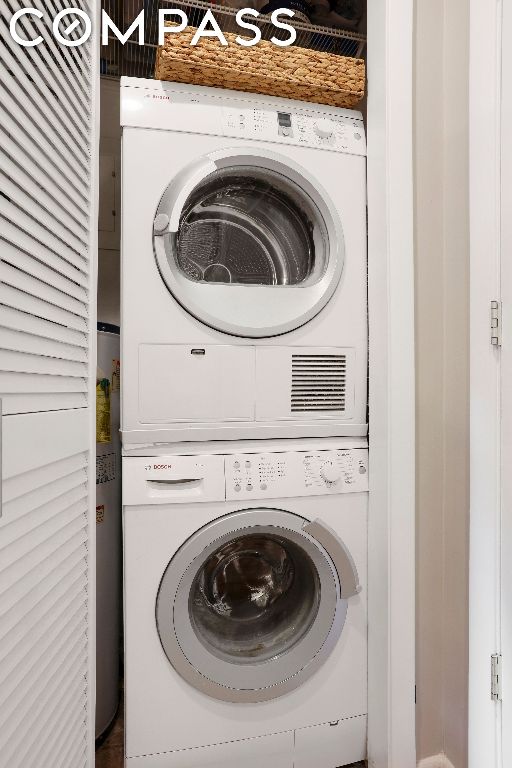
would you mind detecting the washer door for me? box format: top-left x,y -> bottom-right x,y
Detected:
156,509 -> 360,702
153,149 -> 345,338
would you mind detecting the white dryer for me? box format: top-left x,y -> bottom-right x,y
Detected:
123,439 -> 367,767
121,79 -> 368,446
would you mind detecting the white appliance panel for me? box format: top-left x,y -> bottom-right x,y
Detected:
138,344 -> 255,422
121,79 -> 367,443
123,443 -> 367,765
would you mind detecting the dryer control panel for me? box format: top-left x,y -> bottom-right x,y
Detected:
225,448 -> 368,500
121,79 -> 366,157
222,106 -> 366,155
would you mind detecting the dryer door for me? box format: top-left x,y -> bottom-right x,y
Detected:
153,149 -> 344,338
156,509 -> 360,702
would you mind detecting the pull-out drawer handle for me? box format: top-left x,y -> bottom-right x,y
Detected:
146,478 -> 202,490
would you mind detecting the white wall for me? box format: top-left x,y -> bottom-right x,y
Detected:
414,0 -> 470,765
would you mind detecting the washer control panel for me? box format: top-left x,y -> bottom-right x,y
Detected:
225,449 -> 368,500
222,106 -> 366,155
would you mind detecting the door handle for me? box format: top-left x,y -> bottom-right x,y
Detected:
303,518 -> 361,599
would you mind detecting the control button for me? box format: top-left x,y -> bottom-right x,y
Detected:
234,484 -> 241,492
245,460 -> 251,468
313,118 -> 335,139
234,461 -> 240,469
359,466 -> 367,474
246,484 -> 253,491
354,132 -> 362,140
320,461 -> 342,485
260,482 -> 267,490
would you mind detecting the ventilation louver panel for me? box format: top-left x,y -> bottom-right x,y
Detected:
0,0 -> 94,417
0,2 -> 97,766
291,354 -> 347,412
0,450 -> 90,768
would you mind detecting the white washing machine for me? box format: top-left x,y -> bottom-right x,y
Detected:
121,78 -> 367,447
123,438 -> 367,767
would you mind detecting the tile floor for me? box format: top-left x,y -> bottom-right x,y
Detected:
95,705 -> 366,768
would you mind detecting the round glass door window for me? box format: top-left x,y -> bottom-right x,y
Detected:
175,167 -> 323,287
153,152 -> 345,337
156,509 -> 358,702
190,532 -> 320,664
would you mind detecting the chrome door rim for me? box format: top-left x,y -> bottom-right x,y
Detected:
155,509 -> 348,703
152,149 -> 345,338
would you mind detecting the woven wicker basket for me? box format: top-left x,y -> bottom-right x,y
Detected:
155,25 -> 365,109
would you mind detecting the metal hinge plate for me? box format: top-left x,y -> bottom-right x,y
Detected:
491,653 -> 502,700
491,301 -> 502,346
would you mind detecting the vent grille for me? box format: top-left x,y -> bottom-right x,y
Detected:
291,354 -> 347,412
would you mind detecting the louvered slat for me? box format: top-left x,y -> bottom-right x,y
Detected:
0,163 -> 89,252
0,613 -> 87,724
3,453 -> 88,503
0,349 -> 87,379
0,130 -> 88,229
0,284 -> 87,332
0,539 -> 88,638
2,242 -> 88,296
1,392 -> 87,414
0,569 -> 87,669
27,0 -> 92,95
1,488 -> 87,565
0,21 -> 89,173
0,199 -> 86,273
0,371 -> 88,395
0,262 -> 87,316
0,216 -> 88,276
0,81 -> 89,205
0,328 -> 88,362
0,106 -> 88,213
0,5 -> 90,135
0,305 -> 87,347
291,354 -> 347,412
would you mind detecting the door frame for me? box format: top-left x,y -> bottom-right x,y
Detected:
468,0 -> 503,766
366,0 -> 416,766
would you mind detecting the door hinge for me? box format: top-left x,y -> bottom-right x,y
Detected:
491,301 -> 502,346
491,653 -> 502,700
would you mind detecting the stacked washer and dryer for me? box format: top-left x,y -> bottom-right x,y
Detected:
121,77 -> 368,768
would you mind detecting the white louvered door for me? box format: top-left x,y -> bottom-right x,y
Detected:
0,3 -> 99,767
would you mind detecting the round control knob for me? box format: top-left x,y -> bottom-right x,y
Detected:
313,118 -> 335,139
320,461 -> 341,485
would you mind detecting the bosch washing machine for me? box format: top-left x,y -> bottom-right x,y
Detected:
123,439 -> 367,767
121,78 -> 368,446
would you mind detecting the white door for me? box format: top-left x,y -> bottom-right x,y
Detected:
0,5 -> 99,767
500,0 -> 512,764
470,1 -> 512,766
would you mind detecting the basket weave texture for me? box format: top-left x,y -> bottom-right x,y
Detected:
155,25 -> 365,108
